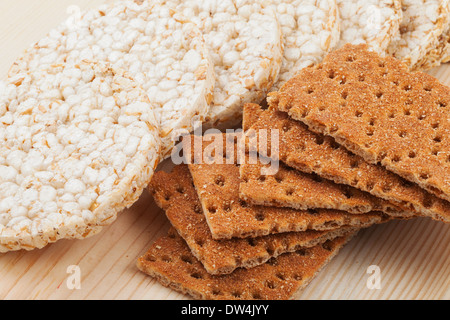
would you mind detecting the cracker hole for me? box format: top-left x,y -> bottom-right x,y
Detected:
408,151 -> 416,159
366,128 -> 374,137
422,196 -> 434,209
366,181 -> 375,191
180,255 -> 194,264
255,212 -> 265,221
211,289 -> 222,296
285,187 -> 295,196
276,272 -> 286,281
164,194 -> 171,201
375,92 -> 383,99
190,272 -> 203,280
417,114 -> 426,121
195,238 -> 205,247
222,202 -> 231,212
161,255 -> 172,263
265,281 -> 277,289
403,84 -> 412,91
318,105 -> 326,112
438,101 -> 447,108
176,186 -> 185,194
292,273 -> 303,281
231,291 -> 242,298
296,248 -> 308,256
398,131 -> 407,138
193,204 -> 202,215
315,135 -> 324,145
347,55 -> 356,62
355,110 -> 363,118
252,292 -> 263,300
420,173 -> 430,180
350,159 -> 359,168
207,206 -> 217,214
433,135 -> 442,143
403,109 -> 411,116
432,147 -> 440,156
258,175 -> 266,182
378,60 -> 385,68
306,87 -> 314,94
388,111 -> 396,119
391,155 -> 401,163
369,118 -> 376,126
423,85 -> 433,92
358,75 -> 365,82
322,240 -> 334,251
343,189 -> 353,199
247,238 -> 257,247
431,122 -> 440,129
238,199 -> 248,208
145,254 -> 156,262
328,69 -> 336,79
214,175 -> 225,186
341,91 -> 348,100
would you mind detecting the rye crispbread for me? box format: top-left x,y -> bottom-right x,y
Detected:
186,160 -> 388,239
242,103 -> 450,220
240,159 -> 405,215
149,165 -> 361,275
268,44 -> 450,223
136,227 -> 357,300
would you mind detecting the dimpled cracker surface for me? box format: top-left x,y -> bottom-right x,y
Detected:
240,158 -> 404,215
386,0 -> 450,68
268,0 -> 340,90
0,61 -> 161,252
149,165 -> 359,275
187,159 -> 387,239
162,0 -> 283,129
336,0 -> 402,55
242,103 -> 450,221
268,44 -> 450,222
137,227 -> 356,300
8,0 -> 215,159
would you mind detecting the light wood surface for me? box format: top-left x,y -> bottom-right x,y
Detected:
0,0 -> 449,300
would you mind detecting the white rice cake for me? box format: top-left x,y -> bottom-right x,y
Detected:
413,0 -> 450,70
8,0 -> 214,159
386,0 -> 450,68
269,0 -> 341,91
336,0 -> 403,55
162,0 -> 284,129
0,61 -> 161,252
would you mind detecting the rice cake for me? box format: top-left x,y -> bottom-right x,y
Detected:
8,0 -> 215,159
162,0 -> 283,129
268,0 -> 340,91
268,44 -> 450,222
386,0 -> 450,68
336,0 -> 402,55
149,165 -> 359,275
137,227 -> 356,300
0,61 -> 161,252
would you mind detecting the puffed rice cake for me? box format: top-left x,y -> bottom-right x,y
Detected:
0,61 -> 161,252
336,0 -> 403,55
413,0 -> 450,71
386,0 -> 450,69
161,0 -> 284,129
8,0 -> 215,159
269,0 -> 341,91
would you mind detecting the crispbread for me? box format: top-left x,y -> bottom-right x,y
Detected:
336,0 -> 402,55
240,159 -> 406,215
386,0 -> 450,68
268,44 -> 450,222
162,0 -> 283,129
186,160 -> 388,239
149,165 -> 360,275
137,227 -> 357,300
8,0 -> 215,159
268,0 -> 341,91
0,61 -> 161,252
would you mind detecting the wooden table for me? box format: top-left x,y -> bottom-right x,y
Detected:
0,0 -> 449,300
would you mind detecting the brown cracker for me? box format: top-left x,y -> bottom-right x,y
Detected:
137,228 -> 356,300
187,159 -> 388,239
267,44 -> 450,223
243,103 -> 445,220
149,165 -> 373,274
240,159 -> 405,215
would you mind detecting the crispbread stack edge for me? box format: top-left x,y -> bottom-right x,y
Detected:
268,44 -> 450,223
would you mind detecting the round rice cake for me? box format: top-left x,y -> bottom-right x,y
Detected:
386,0 -> 450,68
336,0 -> 403,55
8,0 -> 214,159
269,0 -> 341,91
0,61 -> 161,252
162,0 -> 283,129
413,0 -> 450,71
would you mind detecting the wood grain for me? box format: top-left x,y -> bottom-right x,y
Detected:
0,0 -> 448,300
